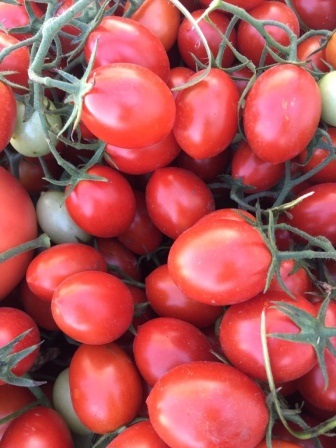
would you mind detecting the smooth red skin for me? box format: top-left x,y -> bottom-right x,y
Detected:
0,83 -> 16,152
51,271 -> 134,345
117,190 -> 163,255
237,2 -> 300,66
84,16 -> 170,82
107,421 -> 169,447
243,64 -> 321,164
147,361 -> 269,448
231,140 -> 285,192
145,167 -> 215,239
0,32 -> 30,93
297,35 -> 329,73
124,0 -> 180,51
219,291 -> 317,383
167,67 -> 195,100
69,343 -> 142,434
288,183 -> 336,245
268,259 -> 312,297
0,385 -> 35,440
104,131 -> 181,175
199,0 -> 265,10
96,238 -> 142,281
297,128 -> 336,184
20,281 -> 59,331
291,0 -> 336,30
194,207 -> 257,225
0,168 -> 37,300
133,317 -> 216,386
168,218 -> 270,305
65,164 -> 136,238
178,9 -> 237,70
0,3 -> 42,40
26,243 -> 107,301
145,264 -> 223,328
173,68 -> 239,160
255,441 -> 302,448
81,63 -> 176,148
0,407 -> 73,448
0,308 -> 40,383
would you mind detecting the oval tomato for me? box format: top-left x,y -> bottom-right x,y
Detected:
107,421 -> 169,447
290,0 -> 336,30
297,35 -> 329,73
0,32 -> 29,93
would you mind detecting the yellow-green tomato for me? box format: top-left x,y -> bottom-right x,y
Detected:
318,71 -> 336,126
53,368 -> 92,436
10,98 -> 62,156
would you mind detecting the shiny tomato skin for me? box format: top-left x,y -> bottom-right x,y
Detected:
0,83 -> 16,152
173,68 -> 239,159
268,259 -> 312,297
147,361 -> 269,448
291,0 -> 336,30
107,421 -> 169,447
0,32 -> 30,93
69,343 -> 142,434
0,407 -> 74,448
0,168 -> 37,300
65,164 -> 136,238
81,63 -> 176,148
297,35 -> 329,73
244,64 -> 321,164
167,67 -> 195,100
145,167 -> 215,239
288,183 -> 336,245
219,291 -> 317,383
84,16 -> 170,82
26,243 -> 107,301
168,217 -> 271,305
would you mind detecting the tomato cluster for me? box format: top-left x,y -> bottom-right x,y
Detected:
0,0 -> 336,447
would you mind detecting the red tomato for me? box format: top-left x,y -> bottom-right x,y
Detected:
80,63 -> 175,148
0,307 -> 41,384
65,164 -> 136,238
173,68 -> 239,159
0,168 -> 37,300
287,183 -> 336,245
145,167 -> 215,239
177,9 -> 237,70
0,32 -> 30,93
0,2 -> 41,40
297,35 -> 329,73
0,407 -> 74,448
147,361 -> 269,448
237,2 -> 300,66
69,343 -> 142,434
145,264 -> 223,328
268,259 -> 312,297
175,149 -> 231,181
230,65 -> 254,96
219,291 -> 317,383
291,0 -> 336,30
243,64 -> 321,164
26,242 -> 107,301
255,441 -> 302,448
84,16 -> 170,81
133,317 -> 215,385
166,66 -> 195,100
0,83 -> 16,153
168,216 -> 271,305
107,420 -> 169,447
51,271 -> 134,344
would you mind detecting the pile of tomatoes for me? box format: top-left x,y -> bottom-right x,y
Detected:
0,0 -> 336,447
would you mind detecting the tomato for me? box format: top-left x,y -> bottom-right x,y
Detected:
145,264 -> 223,328
288,183 -> 336,245
0,2 -> 41,40
175,149 -> 231,181
69,343 -> 142,434
0,83 -> 16,153
231,140 -> 285,192
0,32 -> 29,93
145,167 -> 215,239
0,385 -> 35,440
0,307 -> 41,384
255,441 -> 302,448
177,9 -> 237,70
117,190 -> 163,255
268,259 -> 312,297
244,64 -> 321,164
107,420 -> 169,447
290,0 -> 336,30
297,35 -> 329,73
104,131 -> 181,175
124,0 -> 180,51
219,291 -> 317,383
318,71 -> 336,127
26,242 -> 107,301
230,65 -> 254,96
173,68 -> 239,159
80,63 -> 176,148
326,32 -> 336,68
166,67 -> 194,99
0,407 -> 74,448
65,164 -> 136,238
51,271 -> 134,344
168,215 -> 271,305
84,16 -> 170,82
147,361 -> 269,448
237,2 -> 300,66
0,168 -> 37,300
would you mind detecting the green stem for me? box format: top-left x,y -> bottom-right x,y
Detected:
0,234 -> 51,264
